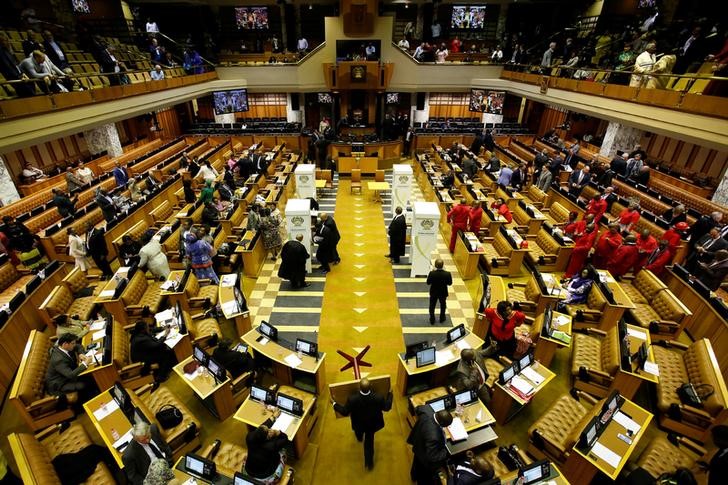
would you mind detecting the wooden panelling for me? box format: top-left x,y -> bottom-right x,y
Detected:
643,133 -> 728,181
155,108 -> 182,139
537,106 -> 568,137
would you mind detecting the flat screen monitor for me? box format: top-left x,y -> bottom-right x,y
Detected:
499,364 -> 516,384
469,89 -> 504,114
542,304 -> 553,337
295,338 -> 318,357
233,283 -> 248,313
577,417 -> 601,451
450,5 -> 486,29
520,460 -> 551,485
603,390 -> 622,415
276,392 -> 304,417
233,472 -> 261,485
405,341 -> 429,360
250,385 -> 274,404
185,453 -> 216,480
416,346 -> 436,368
386,93 -> 400,104
518,352 -> 533,371
213,89 -> 249,115
235,7 -> 269,30
478,273 -> 491,312
207,357 -> 227,382
258,321 -> 278,341
111,382 -> 133,415
427,395 -> 453,412
454,389 -> 477,407
317,92 -> 333,104
446,323 -> 465,344
133,406 -> 150,424
71,0 -> 91,14
193,345 -> 209,366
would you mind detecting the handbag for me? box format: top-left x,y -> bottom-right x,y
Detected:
677,383 -> 714,408
156,404 -> 183,429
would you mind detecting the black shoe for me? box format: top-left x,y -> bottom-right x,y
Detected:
440,317 -> 447,323
302,283 -> 311,287
430,318 -> 435,325
392,259 -> 400,264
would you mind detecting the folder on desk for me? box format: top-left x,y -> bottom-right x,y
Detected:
551,330 -> 572,345
272,413 -> 295,433
591,442 -> 621,468
521,367 -> 545,386
509,375 -> 535,396
447,418 -> 468,442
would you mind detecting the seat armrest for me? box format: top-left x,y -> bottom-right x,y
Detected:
165,423 -> 198,450
16,267 -> 33,275
126,305 -> 145,315
679,404 -> 715,427
586,328 -> 607,337
232,371 -> 252,391
119,362 -> 146,378
134,383 -> 153,397
27,396 -> 62,416
650,320 -> 680,335
509,282 -> 527,288
675,436 -> 709,457
583,368 -> 614,385
35,424 -> 62,441
199,443 -> 217,459
661,340 -> 689,350
193,334 -> 218,348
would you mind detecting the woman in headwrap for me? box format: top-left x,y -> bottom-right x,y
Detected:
185,229 -> 219,284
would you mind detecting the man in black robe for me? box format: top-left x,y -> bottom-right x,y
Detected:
387,206 -> 407,263
314,222 -> 335,274
278,234 -> 310,288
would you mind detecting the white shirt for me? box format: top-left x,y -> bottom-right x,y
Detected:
197,165 -> 218,182
413,45 -> 424,60
634,51 -> 656,73
398,39 -> 410,49
365,45 -> 376,56
431,23 -> 441,38
297,38 -> 308,51
150,69 -> 165,80
435,49 -> 449,64
146,22 -> 159,33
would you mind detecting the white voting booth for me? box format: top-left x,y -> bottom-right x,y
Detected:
410,202 -> 440,277
391,164 -> 413,215
294,164 -> 316,200
285,199 -> 313,273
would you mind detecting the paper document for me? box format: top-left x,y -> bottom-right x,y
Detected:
112,428 -> 134,450
155,308 -> 176,325
551,330 -> 572,345
447,418 -> 469,441
284,353 -> 303,368
435,349 -> 453,365
220,274 -> 237,287
272,413 -> 295,432
521,367 -> 545,386
591,442 -> 622,468
626,328 -> 647,341
221,301 -> 239,316
91,329 -> 106,342
93,399 -> 119,421
554,316 -> 570,327
163,331 -> 183,349
89,320 -> 106,332
643,361 -> 660,376
456,339 -> 472,351
99,289 -> 115,298
181,479 -> 198,485
160,280 -> 177,291
613,411 -> 641,435
510,375 -> 535,396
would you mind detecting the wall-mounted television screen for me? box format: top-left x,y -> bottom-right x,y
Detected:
71,0 -> 91,14
451,6 -> 486,30
386,93 -> 400,104
213,89 -> 249,115
235,7 -> 269,30
318,93 -> 333,104
469,89 -> 505,114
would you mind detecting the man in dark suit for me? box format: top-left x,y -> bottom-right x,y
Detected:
689,212 -> 723,250
510,163 -> 527,190
85,222 -> 113,279
314,220 -> 335,274
387,206 -> 407,263
687,228 -> 728,272
45,333 -> 92,398
95,188 -> 117,223
568,165 -> 591,197
610,152 -> 628,177
483,129 -> 495,152
130,321 -> 177,382
461,156 -> 477,179
122,422 -> 173,485
693,250 -> 728,291
51,188 -> 77,218
408,405 -> 453,484
321,212 -> 341,264
212,339 -> 254,378
332,378 -> 393,469
42,30 -> 69,70
470,132 -> 483,156
278,234 -> 310,288
427,258 -> 452,324
451,349 -> 491,404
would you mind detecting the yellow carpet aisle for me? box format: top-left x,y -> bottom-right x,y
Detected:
311,176 -> 413,484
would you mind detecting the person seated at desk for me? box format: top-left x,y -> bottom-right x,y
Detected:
119,235 -> 142,267
490,198 -> 513,223
130,321 -> 177,383
441,170 -> 456,190
452,451 -> 495,485
45,333 -> 93,403
53,314 -> 94,339
557,268 -> 595,311
663,204 -> 687,226
484,155 -> 500,173
212,339 -> 254,378
244,409 -> 289,483
483,300 -> 526,358
691,249 -> 728,291
408,406 -> 453,485
122,422 -> 173,485
451,349 -> 491,405
21,162 -> 46,183
142,458 -> 176,485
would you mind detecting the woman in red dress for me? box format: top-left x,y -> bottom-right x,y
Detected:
564,224 -> 598,278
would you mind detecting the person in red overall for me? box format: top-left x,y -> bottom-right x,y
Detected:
564,224 -> 598,278
563,211 -> 584,237
644,239 -> 673,277
633,229 -> 658,273
483,301 -> 526,358
447,199 -> 470,252
591,223 -> 622,269
615,201 -> 641,234
468,201 -> 484,236
490,198 -> 512,223
607,234 -> 639,278
661,221 -> 689,255
584,193 -> 608,224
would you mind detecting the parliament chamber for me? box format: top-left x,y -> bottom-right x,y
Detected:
0,0 -> 728,484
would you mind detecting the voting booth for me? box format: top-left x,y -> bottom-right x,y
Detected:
294,164 -> 316,200
410,202 -> 440,277
285,199 -> 313,273
391,164 -> 413,216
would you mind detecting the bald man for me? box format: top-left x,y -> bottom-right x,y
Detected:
332,378 -> 393,469
452,451 -> 495,484
451,348 -> 491,405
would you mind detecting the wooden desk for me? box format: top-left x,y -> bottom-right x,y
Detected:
537,272 -> 569,314
235,231 -> 266,278
453,232 -> 482,280
495,186 -> 524,211
500,463 -> 571,485
396,332 -> 484,396
234,385 -> 317,457
83,385 -> 152,468
533,311 -> 572,368
160,270 -> 191,312
472,275 -> 507,334
367,181 -> 390,203
338,157 -> 379,175
173,357 -> 235,420
490,361 -> 556,425
407,387 -> 496,433
595,270 -> 636,330
94,266 -> 132,304
562,398 -> 652,483
242,329 -> 327,395
612,324 -> 659,399
219,273 -> 252,337
79,317 -> 118,392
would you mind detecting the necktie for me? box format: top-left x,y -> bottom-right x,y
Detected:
150,441 -> 164,459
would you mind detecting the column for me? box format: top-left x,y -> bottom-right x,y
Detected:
0,156 -> 21,205
214,113 -> 236,125
599,122 -> 644,158
279,2 -> 288,53
496,3 -> 508,42
415,3 -> 425,40
83,123 -> 123,157
712,173 -> 728,206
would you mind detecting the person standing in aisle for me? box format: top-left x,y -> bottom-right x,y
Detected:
387,206 -> 407,263
427,258 -> 452,325
447,199 -> 470,252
